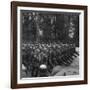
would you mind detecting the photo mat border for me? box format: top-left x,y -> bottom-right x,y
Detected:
18,6 -> 83,84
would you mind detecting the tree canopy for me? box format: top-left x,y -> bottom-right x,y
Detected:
21,10 -> 79,46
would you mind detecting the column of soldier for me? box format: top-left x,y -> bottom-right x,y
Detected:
22,42 -> 77,77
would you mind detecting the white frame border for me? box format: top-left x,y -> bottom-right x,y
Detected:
17,7 -> 84,84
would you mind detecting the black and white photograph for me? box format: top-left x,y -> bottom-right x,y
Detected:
20,10 -> 80,78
